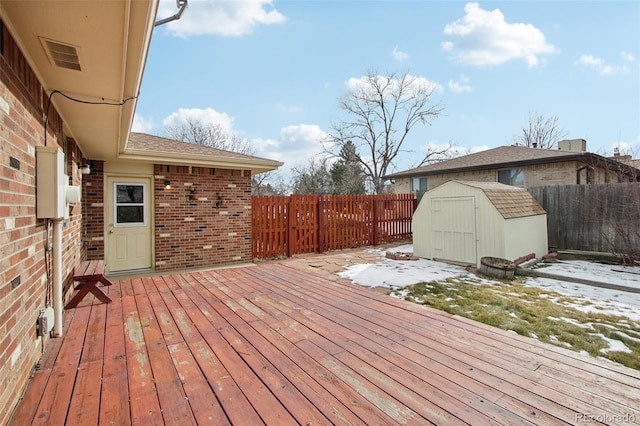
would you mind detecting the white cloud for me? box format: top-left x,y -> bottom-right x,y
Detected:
275,103 -> 303,114
251,123 -> 328,160
621,51 -> 636,62
576,54 -> 603,67
442,2 -> 557,67
132,114 -> 154,133
162,107 -> 235,134
346,74 -> 443,97
392,46 -> 409,62
278,124 -> 330,153
159,108 -> 327,176
251,124 -> 330,178
157,0 -> 286,37
576,54 -> 631,75
469,145 -> 491,154
448,75 -> 472,93
612,136 -> 640,156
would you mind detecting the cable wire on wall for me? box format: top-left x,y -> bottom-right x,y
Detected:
43,89 -> 137,146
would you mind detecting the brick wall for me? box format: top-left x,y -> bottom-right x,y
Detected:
83,160 -> 105,260
154,165 -> 252,271
391,160 -> 611,193
0,22 -> 83,425
427,169 -> 497,189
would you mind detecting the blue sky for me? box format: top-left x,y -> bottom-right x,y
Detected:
133,1 -> 640,178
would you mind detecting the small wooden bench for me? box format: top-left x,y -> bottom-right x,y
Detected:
65,260 -> 113,309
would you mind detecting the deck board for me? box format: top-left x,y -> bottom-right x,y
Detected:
8,262 -> 640,425
252,264 -> 639,422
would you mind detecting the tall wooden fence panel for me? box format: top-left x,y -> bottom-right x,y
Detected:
252,194 -> 416,259
528,183 -> 640,258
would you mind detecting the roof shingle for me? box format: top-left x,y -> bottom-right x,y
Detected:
123,132 -> 283,173
127,132 -> 273,162
383,145 -> 634,179
457,180 -> 546,219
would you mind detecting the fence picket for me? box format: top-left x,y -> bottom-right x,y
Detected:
251,194 -> 416,259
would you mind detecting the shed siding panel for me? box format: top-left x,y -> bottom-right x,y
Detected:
503,215 -> 549,261
412,196 -> 431,258
430,197 -> 476,265
475,194 -> 506,266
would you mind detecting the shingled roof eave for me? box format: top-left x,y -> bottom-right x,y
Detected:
122,132 -> 284,173
118,149 -> 283,174
384,151 -> 639,180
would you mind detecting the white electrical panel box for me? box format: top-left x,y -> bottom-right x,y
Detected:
36,146 -> 81,219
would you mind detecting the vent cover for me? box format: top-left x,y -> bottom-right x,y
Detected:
40,38 -> 81,71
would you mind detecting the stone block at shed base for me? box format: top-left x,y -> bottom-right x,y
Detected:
386,252 -> 419,261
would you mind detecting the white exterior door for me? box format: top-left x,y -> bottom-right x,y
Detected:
106,177 -> 152,273
431,197 -> 477,265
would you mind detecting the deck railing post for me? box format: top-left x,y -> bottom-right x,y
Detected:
372,195 -> 379,246
287,195 -> 294,257
318,195 -> 325,253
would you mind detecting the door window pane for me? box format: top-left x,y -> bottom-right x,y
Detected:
117,185 -> 143,203
117,206 -> 143,223
115,183 -> 145,226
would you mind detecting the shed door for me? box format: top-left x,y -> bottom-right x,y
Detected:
430,197 -> 476,265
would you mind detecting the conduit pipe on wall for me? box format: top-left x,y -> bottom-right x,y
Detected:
52,219 -> 63,337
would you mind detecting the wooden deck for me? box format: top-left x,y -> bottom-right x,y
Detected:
9,262 -> 640,425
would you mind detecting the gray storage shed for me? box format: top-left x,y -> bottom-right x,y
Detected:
412,180 -> 548,267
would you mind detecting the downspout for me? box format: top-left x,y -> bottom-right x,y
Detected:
52,219 -> 63,337
155,0 -> 188,27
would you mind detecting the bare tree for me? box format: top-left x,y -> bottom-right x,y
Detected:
328,70 -> 444,194
591,153 -> 640,263
512,112 -> 568,149
291,157 -> 333,194
414,140 -> 458,167
252,170 -> 289,195
165,118 -> 254,154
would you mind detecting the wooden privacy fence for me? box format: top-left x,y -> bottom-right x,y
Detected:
252,194 -> 416,258
528,183 -> 640,257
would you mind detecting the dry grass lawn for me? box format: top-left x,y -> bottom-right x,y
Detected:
391,277 -> 640,371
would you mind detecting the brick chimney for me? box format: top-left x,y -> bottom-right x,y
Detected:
558,139 -> 587,152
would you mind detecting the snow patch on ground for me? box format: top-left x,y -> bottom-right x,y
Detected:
338,249 -> 467,289
340,245 -> 640,323
593,334 -> 633,353
536,260 -> 640,289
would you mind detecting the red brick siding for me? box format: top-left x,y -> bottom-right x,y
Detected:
0,23 -> 83,425
83,160 -> 105,260
154,165 -> 252,271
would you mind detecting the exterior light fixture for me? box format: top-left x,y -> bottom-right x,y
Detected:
78,163 -> 91,175
164,179 -> 171,189
188,185 -> 199,201
215,192 -> 225,208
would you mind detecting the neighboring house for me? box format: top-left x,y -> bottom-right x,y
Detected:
384,140 -> 640,196
0,3 -> 279,423
609,151 -> 640,170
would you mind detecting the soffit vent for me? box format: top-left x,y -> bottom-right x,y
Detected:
40,38 -> 82,71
